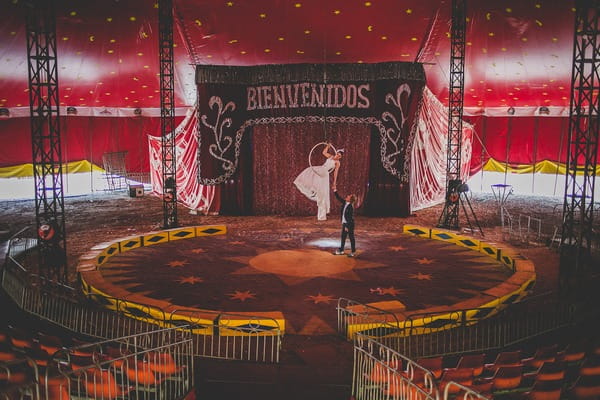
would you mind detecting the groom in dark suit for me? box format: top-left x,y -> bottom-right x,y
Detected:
333,186 -> 357,257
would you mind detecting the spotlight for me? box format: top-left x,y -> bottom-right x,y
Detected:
0,107 -> 9,117
538,106 -> 549,115
507,107 -> 515,115
133,108 -> 142,116
66,106 -> 77,115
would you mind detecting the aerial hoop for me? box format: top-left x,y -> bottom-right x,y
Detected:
309,142 -> 337,173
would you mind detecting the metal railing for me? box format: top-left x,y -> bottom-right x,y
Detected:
337,297 -> 403,348
338,294 -> 580,359
48,327 -> 194,400
2,234 -> 283,364
353,334 -> 438,400
0,357 -> 40,400
442,382 -> 490,400
169,309 -> 282,363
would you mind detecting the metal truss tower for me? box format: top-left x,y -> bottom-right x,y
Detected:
560,0 -> 599,289
159,0 -> 178,228
25,0 -> 67,285
438,0 -> 467,230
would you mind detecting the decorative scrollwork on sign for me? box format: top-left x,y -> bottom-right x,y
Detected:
200,96 -> 237,183
380,83 -> 412,181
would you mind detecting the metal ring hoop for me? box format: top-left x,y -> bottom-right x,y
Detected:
309,142 -> 337,173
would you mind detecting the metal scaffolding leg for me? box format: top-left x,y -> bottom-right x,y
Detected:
25,0 -> 68,285
560,0 -> 599,292
438,0 -> 468,230
159,0 -> 178,228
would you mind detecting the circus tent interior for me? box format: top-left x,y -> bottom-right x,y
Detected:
0,0 -> 597,208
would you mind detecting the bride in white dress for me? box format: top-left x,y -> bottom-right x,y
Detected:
294,143 -> 343,221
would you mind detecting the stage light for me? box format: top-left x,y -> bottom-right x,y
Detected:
507,106 -> 515,115
538,106 -> 549,115
66,106 -> 77,115
134,108 -> 142,116
0,108 -> 9,117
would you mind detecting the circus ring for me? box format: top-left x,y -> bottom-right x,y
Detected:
77,224 -> 536,337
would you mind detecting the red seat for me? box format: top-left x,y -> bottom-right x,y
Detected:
524,379 -> 564,400
570,374 -> 600,399
416,356 -> 442,380
439,367 -> 474,395
452,353 -> 485,377
579,355 -> 600,377
484,350 -> 522,373
84,368 -> 131,400
481,365 -> 523,392
522,345 -> 558,370
145,351 -> 184,376
528,361 -> 566,382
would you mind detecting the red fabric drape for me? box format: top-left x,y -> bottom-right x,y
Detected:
251,122 -> 371,216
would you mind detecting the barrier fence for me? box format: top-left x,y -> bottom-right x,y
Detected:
338,294 -> 579,359
49,327 -> 194,400
2,234 -> 282,364
352,333 -> 491,400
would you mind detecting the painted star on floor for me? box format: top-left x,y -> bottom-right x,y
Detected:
229,241 -> 246,246
370,286 -> 404,297
177,276 -> 204,285
228,290 -> 256,302
416,257 -> 435,265
167,260 -> 188,268
409,272 -> 432,280
389,246 -> 407,251
190,248 -> 205,254
306,293 -> 335,304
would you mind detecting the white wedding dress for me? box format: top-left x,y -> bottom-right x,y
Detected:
294,157 -> 336,221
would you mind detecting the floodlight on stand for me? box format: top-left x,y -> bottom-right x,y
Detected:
538,106 -> 550,115
0,107 -> 9,117
66,106 -> 77,115
507,106 -> 515,115
133,108 -> 142,116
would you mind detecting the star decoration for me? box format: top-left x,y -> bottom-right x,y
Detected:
389,246 -> 406,251
416,257 -> 435,265
167,260 -> 188,268
191,248 -> 205,254
306,293 -> 335,304
228,290 -> 256,302
370,287 -> 404,297
178,276 -> 204,284
409,272 -> 432,281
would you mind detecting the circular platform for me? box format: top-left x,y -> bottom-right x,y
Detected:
79,224 -> 535,335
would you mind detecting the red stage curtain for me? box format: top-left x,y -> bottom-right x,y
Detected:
252,122 -> 371,216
